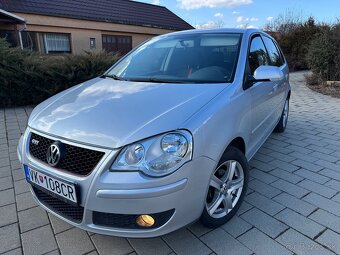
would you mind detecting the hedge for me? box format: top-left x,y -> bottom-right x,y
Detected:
0,38 -> 119,107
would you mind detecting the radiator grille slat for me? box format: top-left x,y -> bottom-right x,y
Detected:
29,133 -> 105,176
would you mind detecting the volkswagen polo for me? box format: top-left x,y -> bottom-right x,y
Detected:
17,28 -> 290,237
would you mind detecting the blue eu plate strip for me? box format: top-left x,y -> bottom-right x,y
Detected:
23,165 -> 30,182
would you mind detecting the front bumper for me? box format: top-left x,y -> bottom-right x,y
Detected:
19,128 -> 216,237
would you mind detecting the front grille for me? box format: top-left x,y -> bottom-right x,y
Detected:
29,132 -> 105,176
92,209 -> 175,229
33,186 -> 84,223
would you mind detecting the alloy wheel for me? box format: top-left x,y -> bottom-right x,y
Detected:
206,160 -> 244,219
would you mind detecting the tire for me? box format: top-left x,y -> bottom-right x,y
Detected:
200,146 -> 249,228
274,98 -> 289,133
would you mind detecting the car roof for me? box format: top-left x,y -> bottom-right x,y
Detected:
163,28 -> 262,36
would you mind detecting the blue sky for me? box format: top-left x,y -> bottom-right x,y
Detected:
138,0 -> 340,29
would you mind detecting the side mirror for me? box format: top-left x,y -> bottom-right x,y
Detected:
253,66 -> 284,82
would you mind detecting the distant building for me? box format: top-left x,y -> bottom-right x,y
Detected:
0,0 -> 193,55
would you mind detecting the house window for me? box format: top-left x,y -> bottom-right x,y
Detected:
90,38 -> 96,49
102,34 -> 132,55
40,33 -> 71,54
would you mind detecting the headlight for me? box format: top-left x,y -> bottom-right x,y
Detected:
111,130 -> 193,177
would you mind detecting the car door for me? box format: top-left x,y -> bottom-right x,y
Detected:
262,35 -> 289,120
246,35 -> 277,154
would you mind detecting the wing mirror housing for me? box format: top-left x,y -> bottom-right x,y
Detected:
244,66 -> 284,89
253,66 -> 284,82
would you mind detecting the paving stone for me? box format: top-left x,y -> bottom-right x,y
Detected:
320,169 -> 340,181
274,193 -> 316,216
269,159 -> 299,172
16,192 -> 37,211
201,228 -> 252,255
241,208 -> 288,238
245,192 -> 285,216
316,230 -> 340,254
91,234 -> 133,255
2,248 -> 23,255
236,201 -> 253,216
306,144 -> 335,155
250,168 -> 278,184
188,222 -> 212,237
0,188 -> 15,206
267,138 -> 292,148
272,179 -> 309,198
298,179 -> 337,198
221,215 -> 252,238
315,160 -> 340,172
277,229 -> 335,255
270,169 -> 303,184
0,223 -> 21,254
14,179 -> 30,195
263,144 -> 293,154
249,159 -> 275,172
85,251 -> 98,255
275,208 -> 325,239
248,179 -> 282,198
268,151 -> 296,163
252,152 -> 275,163
286,144 -> 313,155
0,176 -> 14,191
44,249 -> 60,255
48,213 -> 73,234
0,157 -> 10,168
295,169 -> 330,184
163,228 -> 211,255
332,193 -> 340,203
311,151 -> 339,163
238,228 -> 292,255
289,151 -> 318,163
303,193 -> 340,217
12,169 -> 25,181
128,237 -> 172,255
56,228 -> 94,255
18,206 -> 49,233
0,166 -> 12,178
0,204 -> 18,227
21,225 -> 57,255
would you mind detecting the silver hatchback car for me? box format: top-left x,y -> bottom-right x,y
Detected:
17,28 -> 290,238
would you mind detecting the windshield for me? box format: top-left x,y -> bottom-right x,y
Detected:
106,33 -> 242,84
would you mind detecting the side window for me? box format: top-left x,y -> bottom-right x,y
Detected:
248,36 -> 269,75
262,36 -> 284,67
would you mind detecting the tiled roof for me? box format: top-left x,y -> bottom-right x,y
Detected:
0,0 -> 194,30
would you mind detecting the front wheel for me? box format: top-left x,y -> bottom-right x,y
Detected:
274,98 -> 289,133
200,146 -> 249,228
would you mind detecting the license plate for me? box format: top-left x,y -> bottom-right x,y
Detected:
24,165 -> 78,204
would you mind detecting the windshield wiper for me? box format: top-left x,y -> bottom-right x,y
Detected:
129,77 -> 188,84
101,74 -> 126,81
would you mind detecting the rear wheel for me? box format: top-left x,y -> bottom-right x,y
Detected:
274,98 -> 289,133
200,146 -> 249,228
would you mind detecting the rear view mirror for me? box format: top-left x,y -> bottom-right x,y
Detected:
254,66 -> 284,82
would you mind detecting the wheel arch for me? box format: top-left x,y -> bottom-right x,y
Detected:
226,137 -> 246,155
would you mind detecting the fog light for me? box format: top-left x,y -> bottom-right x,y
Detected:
136,215 -> 155,227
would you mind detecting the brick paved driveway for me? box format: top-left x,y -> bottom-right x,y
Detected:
1,71 -> 340,255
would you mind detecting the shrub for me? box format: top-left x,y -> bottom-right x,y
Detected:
306,24 -> 340,81
266,15 -> 323,71
0,38 -> 119,107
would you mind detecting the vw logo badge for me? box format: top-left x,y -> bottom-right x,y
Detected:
46,142 -> 63,166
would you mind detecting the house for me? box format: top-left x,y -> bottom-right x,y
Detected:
0,0 -> 193,55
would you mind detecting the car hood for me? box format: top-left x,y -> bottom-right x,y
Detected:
29,77 -> 226,149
